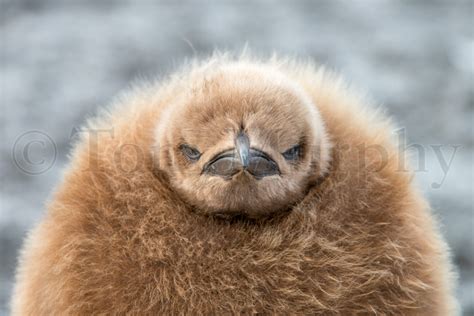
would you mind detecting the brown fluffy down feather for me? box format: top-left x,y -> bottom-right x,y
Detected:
12,54 -> 457,315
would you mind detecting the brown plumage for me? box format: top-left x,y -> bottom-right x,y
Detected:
12,54 -> 457,315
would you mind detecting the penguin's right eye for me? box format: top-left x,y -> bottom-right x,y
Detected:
179,144 -> 201,162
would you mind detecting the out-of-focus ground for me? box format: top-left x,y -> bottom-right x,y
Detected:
0,1 -> 472,314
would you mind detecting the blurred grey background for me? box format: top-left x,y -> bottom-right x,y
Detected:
1,0 -> 472,314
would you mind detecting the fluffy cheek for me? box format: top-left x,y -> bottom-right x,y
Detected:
170,176 -> 222,212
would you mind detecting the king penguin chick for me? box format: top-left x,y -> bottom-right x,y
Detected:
12,54 -> 457,315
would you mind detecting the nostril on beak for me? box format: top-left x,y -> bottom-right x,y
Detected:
235,131 -> 250,168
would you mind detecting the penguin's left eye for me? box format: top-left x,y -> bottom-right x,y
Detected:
180,144 -> 201,161
282,145 -> 301,161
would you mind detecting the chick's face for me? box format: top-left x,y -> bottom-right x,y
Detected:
155,67 -> 330,218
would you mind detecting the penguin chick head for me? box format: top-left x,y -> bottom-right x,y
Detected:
154,62 -> 331,218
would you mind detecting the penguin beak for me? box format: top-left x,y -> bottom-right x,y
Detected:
202,132 -> 280,179
235,131 -> 250,169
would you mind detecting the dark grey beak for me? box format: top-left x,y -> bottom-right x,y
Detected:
235,131 -> 250,168
202,132 -> 280,179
